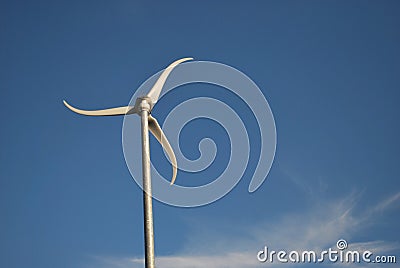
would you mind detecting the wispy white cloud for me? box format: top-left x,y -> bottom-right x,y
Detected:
371,191 -> 400,213
87,191 -> 399,268
154,252 -> 259,268
350,240 -> 399,254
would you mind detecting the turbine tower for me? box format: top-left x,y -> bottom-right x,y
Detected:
64,57 -> 193,268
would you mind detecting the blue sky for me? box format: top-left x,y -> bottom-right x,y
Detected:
1,1 -> 399,267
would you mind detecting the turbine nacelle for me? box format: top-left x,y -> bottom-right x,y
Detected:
64,57 -> 193,185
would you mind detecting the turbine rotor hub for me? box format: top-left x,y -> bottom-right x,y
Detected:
135,96 -> 153,113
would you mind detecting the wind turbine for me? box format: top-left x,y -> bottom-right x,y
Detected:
64,57 -> 193,268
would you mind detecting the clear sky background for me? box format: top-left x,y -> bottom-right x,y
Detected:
1,1 -> 399,267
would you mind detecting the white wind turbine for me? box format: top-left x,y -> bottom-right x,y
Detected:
63,57 -> 193,268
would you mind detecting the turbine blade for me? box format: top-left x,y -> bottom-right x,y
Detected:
63,100 -> 134,116
148,115 -> 177,185
146,57 -> 193,104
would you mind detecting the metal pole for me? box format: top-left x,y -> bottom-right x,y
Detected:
139,98 -> 155,268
